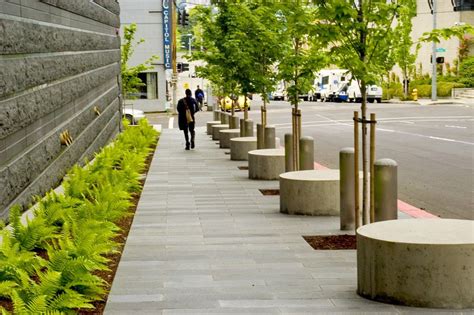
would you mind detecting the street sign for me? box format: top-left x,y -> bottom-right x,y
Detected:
184,83 -> 189,89
436,48 -> 446,53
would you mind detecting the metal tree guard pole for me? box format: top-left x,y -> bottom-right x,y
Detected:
370,113 -> 376,223
354,111 -> 360,230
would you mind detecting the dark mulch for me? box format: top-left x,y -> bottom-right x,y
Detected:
238,166 -> 248,170
303,235 -> 357,250
259,189 -> 280,196
78,140 -> 157,314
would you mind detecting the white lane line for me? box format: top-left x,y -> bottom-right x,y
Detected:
168,117 -> 174,129
445,125 -> 467,129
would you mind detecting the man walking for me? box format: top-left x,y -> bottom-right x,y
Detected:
177,89 -> 199,150
195,85 -> 205,110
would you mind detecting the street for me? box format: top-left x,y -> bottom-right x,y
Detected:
148,100 -> 474,220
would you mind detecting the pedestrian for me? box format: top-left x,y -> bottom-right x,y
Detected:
177,89 -> 199,150
195,85 -> 205,110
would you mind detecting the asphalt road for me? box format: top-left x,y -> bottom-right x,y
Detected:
147,100 -> 474,220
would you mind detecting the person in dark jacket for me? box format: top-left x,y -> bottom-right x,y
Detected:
195,85 -> 205,110
177,89 -> 199,150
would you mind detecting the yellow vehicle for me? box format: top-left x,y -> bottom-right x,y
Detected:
219,95 -> 251,112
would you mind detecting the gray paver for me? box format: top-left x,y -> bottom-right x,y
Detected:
105,127 -> 462,314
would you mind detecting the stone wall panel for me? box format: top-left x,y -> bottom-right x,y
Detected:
93,0 -> 120,16
39,0 -> 120,27
0,18 -> 120,55
0,64 -> 119,140
0,50 -> 120,99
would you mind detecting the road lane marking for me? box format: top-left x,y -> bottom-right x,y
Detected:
168,117 -> 174,129
445,125 -> 467,129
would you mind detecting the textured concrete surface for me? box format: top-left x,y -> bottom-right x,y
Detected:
105,128 -> 460,314
230,137 -> 257,161
0,0 -> 121,218
357,219 -> 474,309
206,121 -> 221,135
211,124 -> 229,141
248,148 -> 285,180
280,170 -> 340,216
219,129 -> 240,149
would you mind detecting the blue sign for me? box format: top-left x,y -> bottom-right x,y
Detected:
162,0 -> 172,69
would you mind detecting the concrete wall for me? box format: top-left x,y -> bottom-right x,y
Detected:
0,0 -> 122,219
120,0 -> 168,112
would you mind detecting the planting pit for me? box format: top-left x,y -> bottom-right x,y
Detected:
259,189 -> 280,196
303,235 -> 356,250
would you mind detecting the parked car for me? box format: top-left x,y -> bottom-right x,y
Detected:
123,108 -> 145,125
315,69 -> 350,102
219,95 -> 252,111
271,90 -> 286,101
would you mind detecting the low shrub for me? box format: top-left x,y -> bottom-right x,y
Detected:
412,82 -> 466,98
459,56 -> 474,87
0,119 -> 158,314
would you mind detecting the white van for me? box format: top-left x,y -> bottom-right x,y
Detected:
346,81 -> 383,103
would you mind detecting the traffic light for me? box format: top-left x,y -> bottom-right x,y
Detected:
436,57 -> 444,64
182,63 -> 189,72
178,10 -> 182,25
177,63 -> 182,73
181,10 -> 189,26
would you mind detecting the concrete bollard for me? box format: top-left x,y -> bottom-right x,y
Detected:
264,126 -> 276,149
257,123 -> 265,149
299,136 -> 314,170
214,110 -> 220,121
339,148 -> 355,231
240,118 -> 245,137
230,116 -> 240,130
222,113 -> 230,125
244,119 -> 254,137
374,159 -> 398,222
284,133 -> 294,172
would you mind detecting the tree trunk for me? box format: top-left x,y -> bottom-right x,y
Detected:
244,97 -> 248,120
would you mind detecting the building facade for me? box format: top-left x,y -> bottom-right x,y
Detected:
412,0 -> 474,76
0,0 -> 122,219
120,0 -> 169,112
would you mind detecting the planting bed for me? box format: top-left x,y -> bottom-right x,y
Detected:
303,235 -> 356,250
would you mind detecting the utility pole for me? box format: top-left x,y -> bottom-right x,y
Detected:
431,0 -> 437,101
171,0 -> 178,114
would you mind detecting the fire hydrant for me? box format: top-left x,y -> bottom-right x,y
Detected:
412,88 -> 418,101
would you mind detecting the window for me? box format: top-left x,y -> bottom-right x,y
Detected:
133,72 -> 158,99
452,0 -> 474,11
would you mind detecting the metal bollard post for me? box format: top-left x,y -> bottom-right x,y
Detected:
340,148 -> 355,231
230,116 -> 239,130
244,119 -> 254,137
285,133 -> 294,172
257,123 -> 265,149
374,159 -> 398,222
240,118 -> 245,137
299,136 -> 314,170
214,110 -> 220,121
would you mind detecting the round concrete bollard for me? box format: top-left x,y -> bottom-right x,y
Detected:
230,116 -> 240,130
257,123 -> 265,149
264,126 -> 276,149
357,219 -> 474,308
244,119 -> 254,137
240,118 -> 245,137
339,148 -> 355,231
248,148 -> 285,180
213,110 -> 220,121
206,121 -> 222,135
299,136 -> 314,170
284,133 -> 294,172
230,137 -> 257,161
212,124 -> 229,141
280,170 -> 340,215
374,159 -> 398,222
221,113 -> 230,125
219,129 -> 240,149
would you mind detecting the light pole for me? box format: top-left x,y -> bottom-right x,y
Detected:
431,0 -> 437,101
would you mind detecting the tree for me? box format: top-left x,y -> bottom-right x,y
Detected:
315,0 -> 413,226
121,23 -> 158,99
277,2 -> 327,170
393,0 -> 417,98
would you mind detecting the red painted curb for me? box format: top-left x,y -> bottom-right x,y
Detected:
312,162 -> 439,219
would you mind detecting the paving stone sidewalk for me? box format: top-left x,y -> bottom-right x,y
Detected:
105,127 -> 454,314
